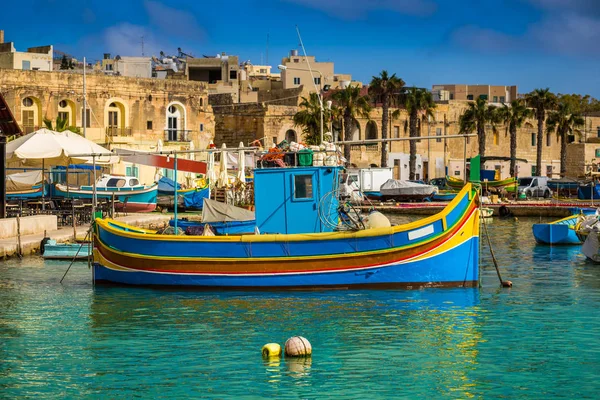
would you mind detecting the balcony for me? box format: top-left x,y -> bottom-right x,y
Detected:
164,129 -> 192,142
106,127 -> 132,137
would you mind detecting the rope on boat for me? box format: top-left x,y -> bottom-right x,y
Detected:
482,213 -> 513,288
60,227 -> 92,284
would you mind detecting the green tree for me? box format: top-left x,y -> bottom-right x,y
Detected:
401,87 -> 436,180
497,100 -> 534,177
43,117 -> 81,134
458,97 -> 498,159
331,85 -> 371,164
368,71 -> 405,167
526,88 -> 557,176
546,99 -> 584,176
60,55 -> 69,70
293,93 -> 332,145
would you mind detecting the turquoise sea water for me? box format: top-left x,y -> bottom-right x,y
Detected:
1,217 -> 600,398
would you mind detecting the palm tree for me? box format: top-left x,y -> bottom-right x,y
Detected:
332,86 -> 371,164
526,88 -> 557,176
402,87 -> 435,180
546,100 -> 584,176
458,97 -> 498,159
368,71 -> 405,167
497,100 -> 533,177
293,93 -> 332,145
43,117 -> 80,134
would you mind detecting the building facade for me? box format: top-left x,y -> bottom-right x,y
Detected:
101,54 -> 152,78
0,69 -> 215,185
432,84 -> 518,104
279,51 -> 358,92
0,30 -> 53,72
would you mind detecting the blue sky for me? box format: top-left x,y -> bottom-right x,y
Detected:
3,0 -> 600,96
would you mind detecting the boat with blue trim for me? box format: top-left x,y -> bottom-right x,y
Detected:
532,215 -> 583,245
92,164 -> 480,289
54,174 -> 158,213
6,170 -> 48,199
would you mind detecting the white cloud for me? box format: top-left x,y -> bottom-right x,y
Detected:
282,0 -> 437,19
144,0 -> 204,39
452,7 -> 600,56
103,23 -> 165,57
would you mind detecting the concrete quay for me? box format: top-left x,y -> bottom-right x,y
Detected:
0,213 -> 171,259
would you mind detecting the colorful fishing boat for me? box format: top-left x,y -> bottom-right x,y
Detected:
447,175 -> 517,189
169,198 -> 255,235
532,215 -> 582,245
157,176 -> 209,210
92,165 -> 480,289
54,174 -> 158,212
7,183 -> 47,199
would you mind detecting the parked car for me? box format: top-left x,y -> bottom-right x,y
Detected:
518,176 -> 552,199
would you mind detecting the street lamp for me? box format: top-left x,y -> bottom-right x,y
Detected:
278,64 -> 324,145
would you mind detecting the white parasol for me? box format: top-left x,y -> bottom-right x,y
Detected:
237,141 -> 245,183
217,143 -> 229,188
7,128 -> 118,166
207,141 -> 217,187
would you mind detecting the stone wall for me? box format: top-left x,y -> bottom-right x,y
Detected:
0,68 -> 216,184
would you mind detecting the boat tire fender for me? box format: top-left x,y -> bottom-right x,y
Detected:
40,237 -> 51,255
499,205 -> 513,218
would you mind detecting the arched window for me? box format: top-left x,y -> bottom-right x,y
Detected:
21,96 -> 41,133
166,103 -> 186,142
366,121 -> 378,140
106,101 -> 126,136
285,129 -> 297,143
58,99 -> 75,126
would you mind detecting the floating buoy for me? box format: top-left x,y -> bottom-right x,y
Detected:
284,336 -> 312,357
262,343 -> 281,358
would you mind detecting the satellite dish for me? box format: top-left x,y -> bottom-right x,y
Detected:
115,55 -> 121,60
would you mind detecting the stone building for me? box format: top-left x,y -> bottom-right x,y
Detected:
432,84 -> 518,103
211,88 -> 570,180
0,69 -> 214,185
279,51 -> 359,92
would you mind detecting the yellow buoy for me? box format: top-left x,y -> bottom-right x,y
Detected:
262,343 -> 281,358
284,336 -> 312,357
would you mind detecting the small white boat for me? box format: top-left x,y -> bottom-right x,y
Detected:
379,179 -> 438,201
480,208 -> 493,218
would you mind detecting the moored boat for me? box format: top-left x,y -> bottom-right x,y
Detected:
6,170 -> 47,199
532,215 -> 582,245
447,175 -> 517,189
54,174 -> 158,213
42,239 -> 91,259
380,179 -> 438,201
92,165 -> 480,289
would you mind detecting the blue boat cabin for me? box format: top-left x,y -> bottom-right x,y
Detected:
254,166 -> 340,234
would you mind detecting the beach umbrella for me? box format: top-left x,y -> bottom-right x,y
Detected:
154,139 -> 164,182
7,128 -> 118,167
237,141 -> 245,183
207,141 -> 217,188
218,143 -> 229,188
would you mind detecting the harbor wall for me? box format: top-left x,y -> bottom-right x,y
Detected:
0,215 -> 57,239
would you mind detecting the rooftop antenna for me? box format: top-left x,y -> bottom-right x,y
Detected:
266,33 -> 269,66
141,36 -> 145,56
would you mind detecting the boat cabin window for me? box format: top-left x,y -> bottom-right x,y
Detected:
129,178 -> 140,186
107,178 -> 126,188
293,174 -> 314,199
349,175 -> 359,185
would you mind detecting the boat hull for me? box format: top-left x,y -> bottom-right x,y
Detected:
7,184 -> 47,199
53,184 -> 158,213
532,215 -> 581,245
92,185 -> 480,289
43,243 -> 91,259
